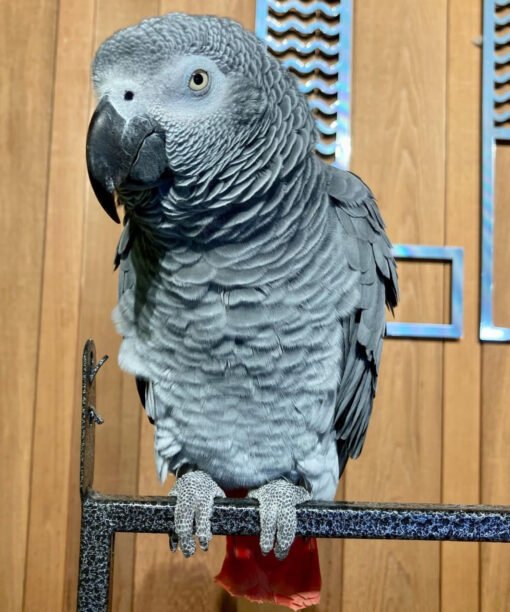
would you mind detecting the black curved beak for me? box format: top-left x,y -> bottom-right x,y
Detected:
86,97 -> 167,223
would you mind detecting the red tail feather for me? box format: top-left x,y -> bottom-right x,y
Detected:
214,489 -> 321,609
215,535 -> 321,609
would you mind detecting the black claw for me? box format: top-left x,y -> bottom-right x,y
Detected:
169,533 -> 178,552
198,539 -> 209,552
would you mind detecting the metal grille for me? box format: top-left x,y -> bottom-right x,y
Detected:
480,0 -> 510,341
255,0 -> 352,168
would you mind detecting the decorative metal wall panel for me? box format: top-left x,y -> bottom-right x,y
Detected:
255,0 -> 352,169
480,0 -> 510,341
256,2 -> 465,339
386,245 -> 464,340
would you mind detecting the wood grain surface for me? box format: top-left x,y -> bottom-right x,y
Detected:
0,0 -> 59,610
344,1 -> 446,610
481,138 -> 510,612
0,1 -> 504,611
441,1 -> 482,611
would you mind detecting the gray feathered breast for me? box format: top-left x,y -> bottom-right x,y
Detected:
113,161 -> 397,500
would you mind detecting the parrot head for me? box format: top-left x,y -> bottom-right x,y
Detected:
87,12 -> 315,229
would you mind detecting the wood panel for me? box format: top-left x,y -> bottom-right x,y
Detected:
343,1 -> 447,610
22,0 -> 95,609
0,0 -> 59,610
481,144 -> 510,610
441,1 -> 482,611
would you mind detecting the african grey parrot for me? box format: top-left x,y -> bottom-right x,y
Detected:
86,12 -> 397,608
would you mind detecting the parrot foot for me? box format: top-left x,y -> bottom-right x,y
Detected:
168,470 -> 225,558
248,479 -> 311,560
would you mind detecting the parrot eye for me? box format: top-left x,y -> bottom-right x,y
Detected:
124,90 -> 134,101
189,70 -> 209,92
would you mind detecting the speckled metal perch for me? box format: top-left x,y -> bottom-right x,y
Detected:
77,340 -> 510,611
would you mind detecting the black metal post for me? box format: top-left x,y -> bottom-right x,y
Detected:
77,341 -> 114,612
77,508 -> 115,611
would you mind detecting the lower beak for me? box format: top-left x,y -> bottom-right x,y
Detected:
86,97 -> 166,223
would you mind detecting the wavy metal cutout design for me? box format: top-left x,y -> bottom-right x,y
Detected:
265,36 -> 340,56
480,0 -> 510,341
267,16 -> 340,36
255,0 -> 352,169
281,57 -> 341,75
496,12 -> 510,25
267,0 -> 341,17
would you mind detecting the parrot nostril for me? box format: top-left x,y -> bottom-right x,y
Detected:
124,90 -> 134,101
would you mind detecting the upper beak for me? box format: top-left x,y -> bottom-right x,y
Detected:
86,97 -> 167,223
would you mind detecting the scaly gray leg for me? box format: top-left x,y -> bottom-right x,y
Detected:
248,479 -> 311,560
168,470 -> 225,557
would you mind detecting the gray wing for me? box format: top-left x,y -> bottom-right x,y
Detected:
114,220 -> 155,422
326,165 -> 398,475
115,219 -> 135,295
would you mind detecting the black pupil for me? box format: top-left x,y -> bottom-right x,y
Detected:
193,73 -> 204,86
124,90 -> 134,101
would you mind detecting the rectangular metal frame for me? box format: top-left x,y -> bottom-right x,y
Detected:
78,340 -> 509,611
386,245 -> 464,339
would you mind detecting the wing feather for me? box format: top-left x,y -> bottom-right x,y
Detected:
326,165 -> 398,472
115,220 -> 155,423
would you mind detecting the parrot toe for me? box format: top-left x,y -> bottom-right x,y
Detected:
168,470 -> 225,557
248,479 -> 311,560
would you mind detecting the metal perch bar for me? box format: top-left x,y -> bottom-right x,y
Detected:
77,340 -> 510,611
